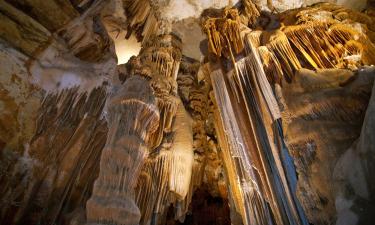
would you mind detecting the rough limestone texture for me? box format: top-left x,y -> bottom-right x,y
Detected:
278,68 -> 375,225
333,68 -> 375,225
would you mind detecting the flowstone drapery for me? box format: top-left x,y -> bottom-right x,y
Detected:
201,3 -> 375,225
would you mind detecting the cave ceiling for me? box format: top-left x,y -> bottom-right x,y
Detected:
112,0 -> 369,62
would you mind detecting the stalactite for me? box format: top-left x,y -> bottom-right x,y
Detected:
135,167 -> 156,225
135,100 -> 194,225
265,31 -> 302,82
142,35 -> 181,150
148,151 -> 171,222
169,101 -> 194,199
241,35 -> 282,121
141,10 -> 159,44
258,46 -> 284,85
246,30 -> 262,47
344,40 -> 363,56
234,58 -> 291,225
202,8 -> 244,58
172,157 -> 205,221
284,23 -> 333,69
148,87 -> 179,149
126,0 -> 151,28
240,0 -> 261,25
282,22 -> 365,69
124,0 -> 161,43
136,152 -> 169,225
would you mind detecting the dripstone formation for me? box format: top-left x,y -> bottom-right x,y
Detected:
1,1 -> 375,225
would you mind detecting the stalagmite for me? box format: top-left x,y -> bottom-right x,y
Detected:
86,77 -> 160,225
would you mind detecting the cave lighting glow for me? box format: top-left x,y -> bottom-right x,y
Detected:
112,32 -> 141,65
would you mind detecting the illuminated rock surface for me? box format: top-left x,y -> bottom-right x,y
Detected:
0,1 -> 375,225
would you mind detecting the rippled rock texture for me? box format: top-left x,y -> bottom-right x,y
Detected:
1,1 -> 375,225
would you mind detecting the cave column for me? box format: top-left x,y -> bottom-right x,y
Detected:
85,76 -> 160,225
86,17 -> 183,225
133,24 -> 185,225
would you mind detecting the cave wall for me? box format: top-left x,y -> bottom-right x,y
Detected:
0,1 -> 116,224
0,1 -> 375,225
279,68 -> 375,224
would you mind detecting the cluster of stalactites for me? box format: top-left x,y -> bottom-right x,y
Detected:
136,34 -> 182,149
201,0 -> 262,59
135,34 -> 182,79
240,0 -> 261,26
124,33 -> 182,136
124,0 -> 173,44
267,3 -> 375,84
202,7 -> 244,59
244,29 -> 302,84
200,3 -> 375,225
284,23 -> 365,68
201,2 -> 375,86
244,21 -> 375,85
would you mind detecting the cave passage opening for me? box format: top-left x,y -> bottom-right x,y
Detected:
110,31 -> 142,65
165,188 -> 231,225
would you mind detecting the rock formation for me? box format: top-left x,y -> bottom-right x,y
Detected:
0,1 -> 375,225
